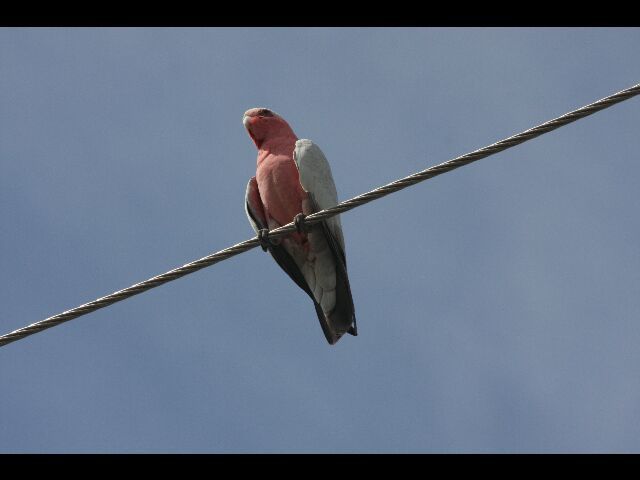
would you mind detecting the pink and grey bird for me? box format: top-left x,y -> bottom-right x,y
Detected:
243,108 -> 357,344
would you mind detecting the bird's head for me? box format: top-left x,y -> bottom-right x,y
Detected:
243,108 -> 296,149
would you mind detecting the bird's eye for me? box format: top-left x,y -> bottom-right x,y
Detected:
258,109 -> 274,117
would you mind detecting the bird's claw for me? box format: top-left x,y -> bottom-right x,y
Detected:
294,213 -> 311,234
257,228 -> 272,252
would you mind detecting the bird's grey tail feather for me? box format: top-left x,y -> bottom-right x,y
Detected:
316,219 -> 356,343
348,321 -> 358,336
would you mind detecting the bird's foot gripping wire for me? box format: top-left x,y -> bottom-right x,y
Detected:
257,229 -> 272,252
294,213 -> 311,234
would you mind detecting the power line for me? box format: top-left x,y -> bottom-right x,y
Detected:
1,83 -> 639,349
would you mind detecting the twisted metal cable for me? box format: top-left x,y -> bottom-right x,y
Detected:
1,83 -> 639,349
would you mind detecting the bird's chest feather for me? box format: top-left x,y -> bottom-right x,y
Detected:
256,152 -> 307,228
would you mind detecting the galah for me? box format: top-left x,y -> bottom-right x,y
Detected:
243,107 -> 357,344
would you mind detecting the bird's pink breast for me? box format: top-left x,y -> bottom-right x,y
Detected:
256,150 -> 307,229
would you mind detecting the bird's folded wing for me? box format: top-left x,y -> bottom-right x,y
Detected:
293,139 -> 346,259
293,139 -> 356,338
244,177 -> 267,234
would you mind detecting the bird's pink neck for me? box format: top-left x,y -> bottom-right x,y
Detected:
257,135 -> 297,165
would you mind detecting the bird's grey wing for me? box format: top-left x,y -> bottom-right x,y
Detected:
293,139 -> 357,342
293,139 -> 346,255
245,176 -> 267,234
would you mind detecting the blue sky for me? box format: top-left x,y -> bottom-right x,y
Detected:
1,28 -> 639,452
